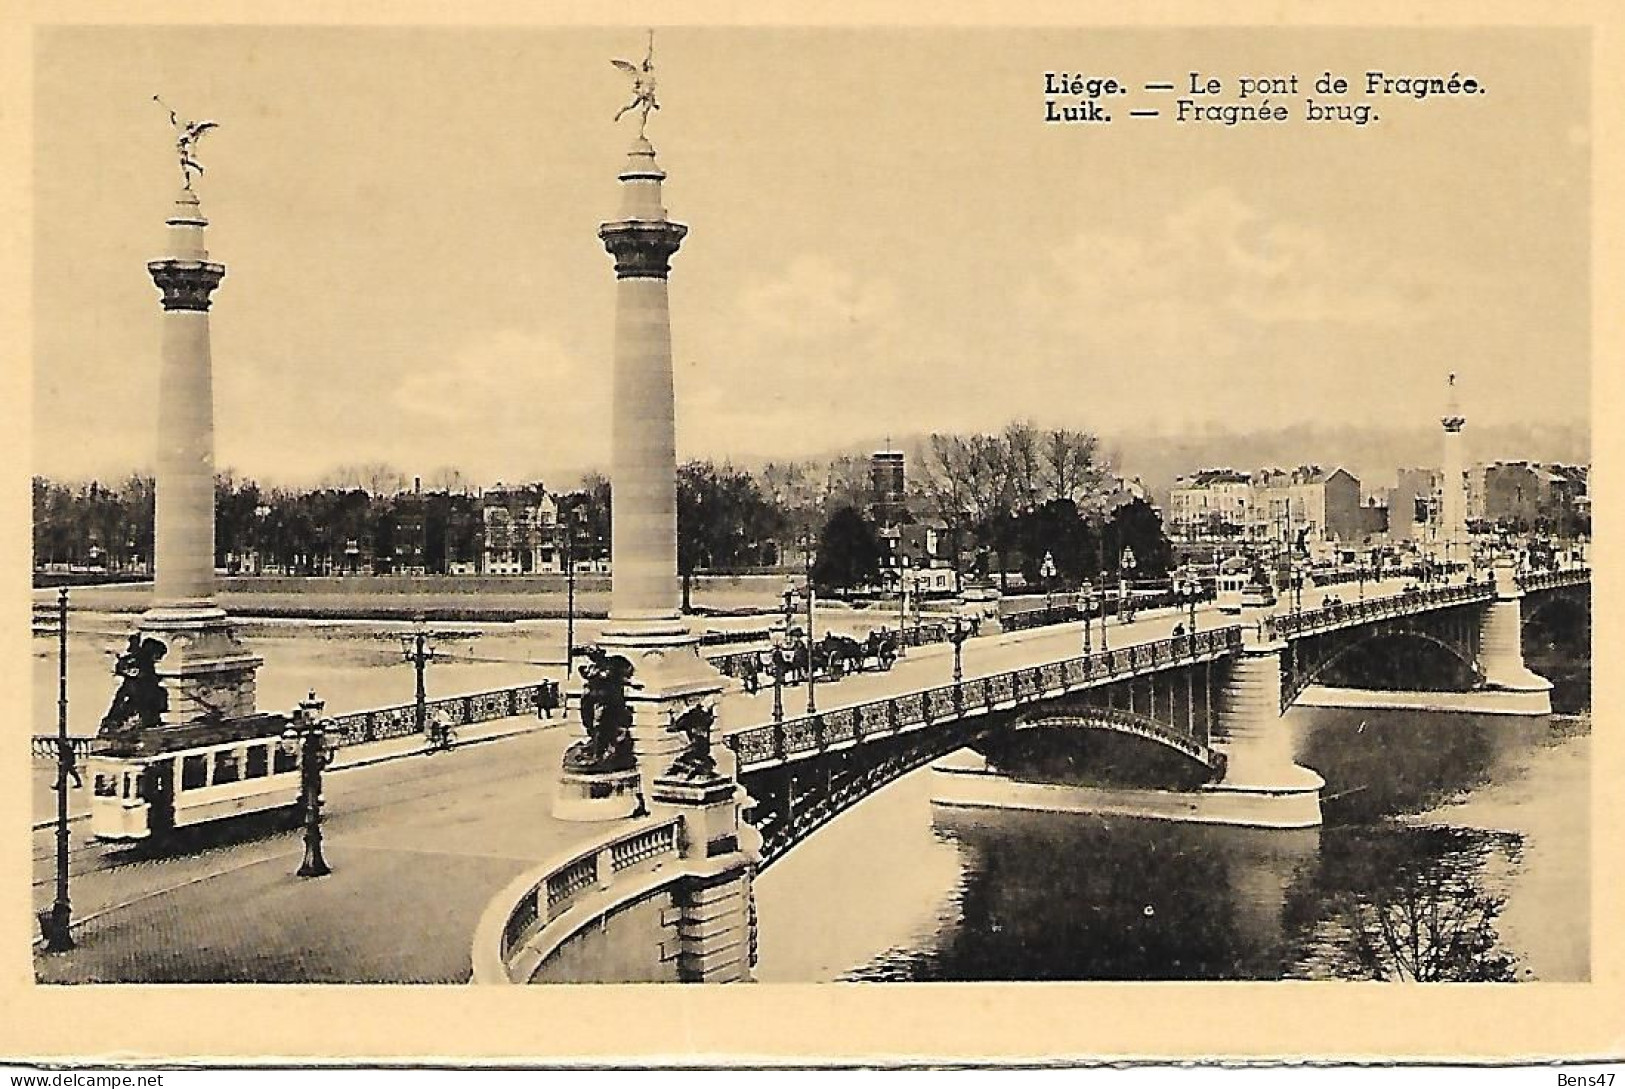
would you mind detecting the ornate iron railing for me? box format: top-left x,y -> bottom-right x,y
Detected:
724,625 -> 1244,772
1517,566 -> 1590,593
37,680 -> 556,760
1261,583 -> 1494,642
1002,587 -> 1214,634
323,681 -> 550,748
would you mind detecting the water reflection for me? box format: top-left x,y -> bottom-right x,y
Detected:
1285,826 -> 1520,982
756,702 -> 1587,983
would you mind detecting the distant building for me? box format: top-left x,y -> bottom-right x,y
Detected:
1169,468 -> 1252,540
1480,461 -> 1588,532
480,483 -> 559,575
1251,466 -> 1363,546
870,450 -> 907,528
1386,467 -> 1440,542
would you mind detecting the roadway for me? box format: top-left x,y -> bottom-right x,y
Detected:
34,723 -> 598,983
714,575 -> 1418,734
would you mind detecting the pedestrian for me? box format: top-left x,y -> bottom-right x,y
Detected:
1171,622 -> 1186,638
537,678 -> 560,720
53,737 -> 82,791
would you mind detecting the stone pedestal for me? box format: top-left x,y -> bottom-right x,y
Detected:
1205,643 -> 1323,828
1476,560 -> 1552,714
653,768 -> 757,983
139,607 -> 262,724
553,767 -> 643,822
606,642 -> 728,802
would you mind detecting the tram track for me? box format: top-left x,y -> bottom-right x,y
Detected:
31,728 -> 551,893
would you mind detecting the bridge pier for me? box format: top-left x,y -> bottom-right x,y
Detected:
1475,559 -> 1552,715
1203,643 -> 1323,829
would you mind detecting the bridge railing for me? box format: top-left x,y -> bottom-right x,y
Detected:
1261,582 -> 1494,642
1517,566 -> 1590,593
33,679 -> 557,761
316,681 -> 553,748
472,815 -> 684,984
724,625 -> 1244,772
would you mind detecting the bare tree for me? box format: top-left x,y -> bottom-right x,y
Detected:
426,465 -> 471,494
1042,427 -> 1109,506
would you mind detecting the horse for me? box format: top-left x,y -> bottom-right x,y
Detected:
863,629 -> 900,672
816,633 -> 865,679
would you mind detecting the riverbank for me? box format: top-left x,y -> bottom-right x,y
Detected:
34,573 -> 788,621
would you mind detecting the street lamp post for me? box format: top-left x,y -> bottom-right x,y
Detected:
400,616 -> 441,749
1186,568 -> 1199,633
563,512 -> 580,681
771,628 -> 785,726
898,556 -> 910,633
281,690 -> 335,878
950,613 -> 970,716
1119,546 -> 1137,625
1082,583 -> 1093,655
1040,551 -> 1057,617
39,587 -> 74,951
804,536 -> 817,715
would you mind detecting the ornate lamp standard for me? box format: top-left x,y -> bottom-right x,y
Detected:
1119,546 -> 1137,624
562,506 -> 587,680
1040,551 -> 1057,617
38,588 -> 74,951
1184,566 -> 1199,633
280,690 -> 336,878
770,627 -> 785,726
1081,582 -> 1094,654
898,555 -> 911,633
399,616 -> 442,748
949,613 -> 970,716
804,540 -> 818,715
950,613 -> 970,687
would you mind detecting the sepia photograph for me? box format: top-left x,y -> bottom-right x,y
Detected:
6,6 -> 1619,1070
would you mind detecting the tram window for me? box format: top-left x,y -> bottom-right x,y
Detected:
245,744 -> 269,780
181,754 -> 208,791
213,750 -> 241,785
94,773 -> 117,798
273,745 -> 299,775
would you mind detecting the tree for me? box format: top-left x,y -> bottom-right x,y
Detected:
1009,498 -> 1100,584
811,505 -> 882,594
677,461 -> 787,610
1102,497 -> 1173,579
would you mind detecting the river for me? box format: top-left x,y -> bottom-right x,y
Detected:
755,693 -> 1590,983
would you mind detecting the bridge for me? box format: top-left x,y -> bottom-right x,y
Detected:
476,559 -> 1588,981
723,559 -> 1586,864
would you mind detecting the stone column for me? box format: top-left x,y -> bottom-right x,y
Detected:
1439,376 -> 1468,558
1476,559 -> 1552,714
140,189 -> 260,724
555,135 -> 725,816
1204,642 -> 1323,828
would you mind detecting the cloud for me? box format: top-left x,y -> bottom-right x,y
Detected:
392,328 -> 610,481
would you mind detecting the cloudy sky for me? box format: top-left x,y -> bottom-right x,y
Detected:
31,25 -> 1590,488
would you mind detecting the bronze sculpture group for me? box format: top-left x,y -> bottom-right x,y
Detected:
97,635 -> 169,737
563,647 -> 638,774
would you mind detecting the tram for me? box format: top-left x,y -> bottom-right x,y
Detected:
1214,559 -> 1250,614
87,713 -> 301,842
